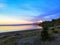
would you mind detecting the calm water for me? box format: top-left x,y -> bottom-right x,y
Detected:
0,25 -> 42,33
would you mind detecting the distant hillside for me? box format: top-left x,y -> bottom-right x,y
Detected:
39,18 -> 60,27
0,23 -> 38,26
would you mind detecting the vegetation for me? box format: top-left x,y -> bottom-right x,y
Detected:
39,18 -> 60,28
24,41 -> 31,45
39,18 -> 60,41
0,30 -> 41,45
0,18 -> 60,45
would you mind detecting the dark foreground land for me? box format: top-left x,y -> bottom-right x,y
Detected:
0,29 -> 42,45
0,27 -> 60,45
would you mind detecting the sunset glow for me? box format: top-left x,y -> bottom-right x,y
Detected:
0,0 -> 60,24
0,0 -> 60,32
0,15 -> 34,24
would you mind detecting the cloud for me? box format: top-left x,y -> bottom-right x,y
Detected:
43,15 -> 56,20
32,8 -> 60,21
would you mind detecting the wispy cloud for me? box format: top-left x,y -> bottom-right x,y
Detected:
32,8 -> 60,21
0,0 -> 60,23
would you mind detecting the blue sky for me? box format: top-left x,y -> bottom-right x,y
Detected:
0,0 -> 60,24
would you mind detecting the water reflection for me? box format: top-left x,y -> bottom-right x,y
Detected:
0,25 -> 42,32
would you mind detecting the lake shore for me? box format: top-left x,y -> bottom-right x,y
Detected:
0,29 -> 42,45
0,28 -> 60,45
0,29 -> 42,38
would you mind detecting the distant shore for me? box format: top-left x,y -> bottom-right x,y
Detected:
0,23 -> 38,26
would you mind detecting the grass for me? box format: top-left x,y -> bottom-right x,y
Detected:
24,41 -> 31,45
24,31 -> 41,37
55,28 -> 60,33
0,28 -> 60,45
40,27 -> 60,42
48,27 -> 60,34
0,30 -> 41,45
0,37 -> 17,45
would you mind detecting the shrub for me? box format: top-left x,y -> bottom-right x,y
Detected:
24,41 -> 31,45
53,31 -> 58,33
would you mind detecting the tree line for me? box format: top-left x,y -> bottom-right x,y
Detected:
39,18 -> 60,28
38,18 -> 60,41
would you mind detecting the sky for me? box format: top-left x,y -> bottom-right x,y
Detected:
0,0 -> 60,24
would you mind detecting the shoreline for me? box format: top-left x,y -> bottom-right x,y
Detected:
0,29 -> 42,36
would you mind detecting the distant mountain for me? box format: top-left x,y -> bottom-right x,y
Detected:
0,23 -> 38,26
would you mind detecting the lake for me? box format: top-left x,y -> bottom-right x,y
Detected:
0,25 -> 42,33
